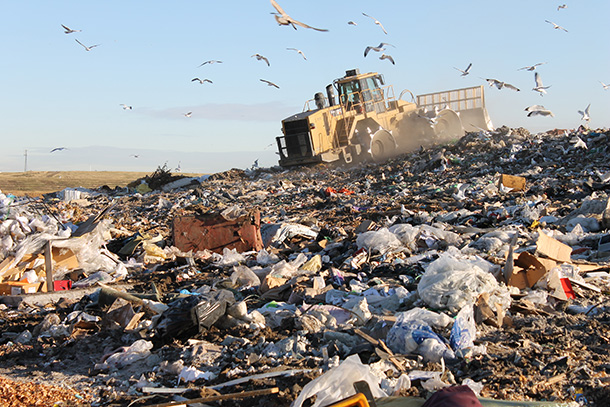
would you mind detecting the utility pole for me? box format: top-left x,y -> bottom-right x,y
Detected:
24,149 -> 28,172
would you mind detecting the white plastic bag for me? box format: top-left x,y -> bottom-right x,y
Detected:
417,250 -> 504,313
356,228 -> 404,254
292,354 -> 387,407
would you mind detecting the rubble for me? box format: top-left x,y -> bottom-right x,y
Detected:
0,126 -> 609,406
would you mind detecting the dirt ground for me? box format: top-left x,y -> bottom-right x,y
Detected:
0,171 -> 203,197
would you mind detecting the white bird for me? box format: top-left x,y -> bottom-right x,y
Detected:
364,42 -> 394,57
362,13 -> 387,34
184,112 -> 192,118
518,62 -> 546,71
557,4 -> 567,10
61,24 -> 81,34
454,63 -> 472,76
578,104 -> 591,122
120,104 -> 132,110
75,38 -> 99,51
286,48 -> 307,60
379,53 -> 395,65
533,72 -> 551,96
483,78 -> 520,91
270,0 -> 328,31
525,105 -> 554,117
130,154 -> 139,158
251,53 -> 270,66
347,21 -> 357,26
600,81 -> 610,90
198,60 -> 222,67
260,79 -> 280,89
524,105 -> 547,112
50,147 -> 67,153
545,20 -> 568,32
192,78 -> 213,84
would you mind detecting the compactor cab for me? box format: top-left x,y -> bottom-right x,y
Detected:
276,69 -> 492,167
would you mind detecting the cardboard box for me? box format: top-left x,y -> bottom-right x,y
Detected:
499,174 -> 526,192
508,252 -> 556,289
0,281 -> 43,296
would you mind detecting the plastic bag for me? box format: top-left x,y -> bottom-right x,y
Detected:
395,307 -> 453,329
356,228 -> 403,254
214,247 -> 246,267
417,249 -> 503,313
386,320 -> 454,362
230,265 -> 260,288
103,339 -> 153,369
292,354 -> 387,407
450,303 -> 477,357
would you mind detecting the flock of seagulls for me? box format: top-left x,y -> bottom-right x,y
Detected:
448,5 -> 605,126
54,0 -> 603,149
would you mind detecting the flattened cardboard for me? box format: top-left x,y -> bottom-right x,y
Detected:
499,174 -> 526,192
536,231 -> 572,263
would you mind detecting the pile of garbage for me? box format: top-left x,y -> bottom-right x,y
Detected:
0,126 -> 609,407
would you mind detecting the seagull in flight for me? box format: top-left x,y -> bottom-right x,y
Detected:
545,20 -> 568,32
600,81 -> 610,90
192,78 -> 213,84
130,154 -> 140,159
61,24 -> 81,34
379,53 -> 395,65
364,42 -> 394,57
518,62 -> 546,71
483,78 -> 520,91
557,4 -> 567,10
578,104 -> 591,122
50,147 -> 67,153
251,53 -> 270,66
75,38 -> 99,51
362,13 -> 387,34
120,104 -> 132,110
260,79 -> 280,89
347,21 -> 357,26
533,72 -> 551,96
184,112 -> 192,118
454,63 -> 472,76
287,48 -> 307,60
525,105 -> 554,117
198,60 -> 222,67
270,0 -> 328,31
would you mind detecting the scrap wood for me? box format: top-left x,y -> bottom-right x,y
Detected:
354,328 -> 405,372
144,387 -> 279,407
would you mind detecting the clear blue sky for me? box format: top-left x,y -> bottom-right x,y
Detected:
1,1 -> 608,173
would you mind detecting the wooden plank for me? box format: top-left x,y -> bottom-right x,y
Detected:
44,241 -> 54,293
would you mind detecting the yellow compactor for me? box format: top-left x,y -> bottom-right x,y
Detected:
276,69 -> 493,166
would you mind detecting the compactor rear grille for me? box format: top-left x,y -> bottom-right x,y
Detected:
278,119 -> 313,159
